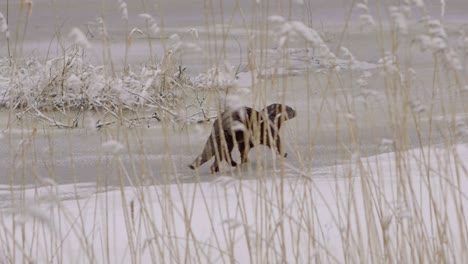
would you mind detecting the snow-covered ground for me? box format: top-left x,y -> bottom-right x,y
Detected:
0,144 -> 466,263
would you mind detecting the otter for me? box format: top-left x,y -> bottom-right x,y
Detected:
189,104 -> 297,173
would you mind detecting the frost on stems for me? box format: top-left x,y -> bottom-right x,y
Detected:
341,47 -> 356,65
268,16 -> 336,65
96,17 -> 109,38
378,52 -> 399,75
192,63 -> 236,90
118,0 -> 129,22
356,1 -> 375,31
414,18 -> 462,71
359,14 -> 376,31
69,27 -> 91,49
355,3 -> 369,12
440,0 -> 446,19
139,13 -> 160,36
389,5 -> 409,35
412,0 -> 425,8
355,71 -> 383,104
20,0 -> 33,17
127,27 -> 143,47
0,12 -> 8,36
458,28 -> 468,56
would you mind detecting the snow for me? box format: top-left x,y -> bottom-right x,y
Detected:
1,144 -> 466,263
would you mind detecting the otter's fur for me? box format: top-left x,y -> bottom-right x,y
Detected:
189,104 -> 296,173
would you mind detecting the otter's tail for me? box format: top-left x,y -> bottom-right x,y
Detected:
188,136 -> 214,170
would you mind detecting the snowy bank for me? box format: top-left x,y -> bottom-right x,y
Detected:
0,144 -> 467,263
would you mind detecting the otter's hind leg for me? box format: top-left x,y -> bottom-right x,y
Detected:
212,157 -> 237,173
238,141 -> 253,163
210,161 -> 220,173
226,136 -> 238,167
229,157 -> 238,167
210,134 -> 238,173
209,152 -> 233,173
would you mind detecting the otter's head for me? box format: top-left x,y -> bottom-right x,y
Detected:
263,104 -> 297,128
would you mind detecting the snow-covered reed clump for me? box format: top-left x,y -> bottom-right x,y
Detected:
0,47 -> 193,119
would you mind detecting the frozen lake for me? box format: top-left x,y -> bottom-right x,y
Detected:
0,70 -> 465,187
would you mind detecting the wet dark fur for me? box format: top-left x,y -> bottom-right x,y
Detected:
189,104 -> 296,173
